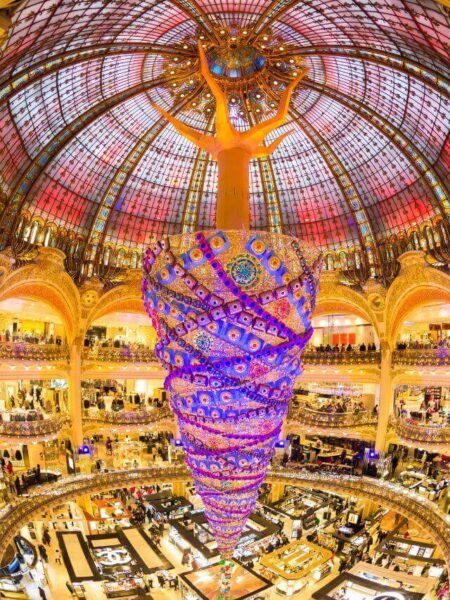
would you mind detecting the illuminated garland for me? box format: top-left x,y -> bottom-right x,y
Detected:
143,230 -> 320,558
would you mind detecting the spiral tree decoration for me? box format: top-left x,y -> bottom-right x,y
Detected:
143,40 -> 320,597
143,230 -> 321,558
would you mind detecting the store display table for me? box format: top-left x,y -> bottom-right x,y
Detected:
179,562 -> 273,600
260,540 -> 332,580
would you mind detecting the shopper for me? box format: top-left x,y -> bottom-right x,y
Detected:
42,527 -> 51,546
38,545 -> 48,563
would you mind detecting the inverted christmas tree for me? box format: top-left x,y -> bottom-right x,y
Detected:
143,41 -> 321,598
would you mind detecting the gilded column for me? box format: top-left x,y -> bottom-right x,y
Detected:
69,336 -> 84,448
375,340 -> 393,452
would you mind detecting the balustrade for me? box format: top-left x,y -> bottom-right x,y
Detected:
83,346 -> 156,363
0,415 -> 66,439
83,406 -> 172,425
0,342 -> 68,361
392,415 -> 450,445
288,403 -> 377,428
302,351 -> 381,366
392,348 -> 450,367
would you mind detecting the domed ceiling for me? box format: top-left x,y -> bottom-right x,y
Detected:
0,0 -> 448,279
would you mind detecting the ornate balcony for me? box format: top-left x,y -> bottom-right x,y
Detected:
302,351 -> 381,366
0,466 -> 449,565
288,403 -> 377,429
83,406 -> 174,429
0,342 -> 68,361
83,346 -> 156,363
392,348 -> 450,367
392,416 -> 450,451
0,415 -> 66,443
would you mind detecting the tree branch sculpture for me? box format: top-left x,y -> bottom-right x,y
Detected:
152,42 -> 308,229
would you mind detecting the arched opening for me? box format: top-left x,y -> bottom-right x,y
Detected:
0,296 -> 68,353
395,301 -> 450,351
83,308 -> 166,440
389,284 -> 450,350
394,383 -> 449,426
0,297 -> 69,465
84,309 -> 157,357
0,296 -> 66,343
0,277 -> 77,344
309,311 -> 379,352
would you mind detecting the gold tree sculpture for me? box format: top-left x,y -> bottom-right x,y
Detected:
152,42 -> 308,230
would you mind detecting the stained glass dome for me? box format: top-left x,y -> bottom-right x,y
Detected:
207,45 -> 265,79
0,0 -> 448,281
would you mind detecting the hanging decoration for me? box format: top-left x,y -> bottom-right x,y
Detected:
143,230 -> 320,557
144,40 -> 321,597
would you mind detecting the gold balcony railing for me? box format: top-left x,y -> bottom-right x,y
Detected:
392,348 -> 450,367
302,351 -> 381,366
0,415 -> 66,440
83,406 -> 173,426
0,342 -> 69,361
83,346 -> 157,363
0,466 -> 449,565
392,416 -> 450,446
288,403 -> 377,428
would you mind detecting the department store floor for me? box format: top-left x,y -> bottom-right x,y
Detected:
4,438 -> 445,600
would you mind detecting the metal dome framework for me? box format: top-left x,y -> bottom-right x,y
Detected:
0,0 -> 449,284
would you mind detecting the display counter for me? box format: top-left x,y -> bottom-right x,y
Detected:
85,499 -> 131,534
260,539 -> 333,596
375,533 -> 445,576
378,535 -> 437,561
398,468 -> 449,501
350,562 -> 436,597
179,562 -> 273,600
270,489 -> 335,535
312,572 -> 425,600
20,468 -> 60,491
0,578 -> 28,599
169,510 -> 278,567
146,493 -> 192,520
398,470 -> 426,491
329,512 -> 367,552
84,531 -> 161,598
103,577 -> 145,598
301,438 -> 359,463
260,540 -> 333,580
169,525 -> 211,569
69,583 -> 87,599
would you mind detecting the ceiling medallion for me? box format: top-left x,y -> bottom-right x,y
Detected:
161,25 -> 306,124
